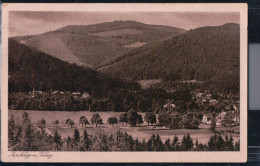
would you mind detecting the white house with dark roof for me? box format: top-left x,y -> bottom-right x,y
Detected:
202,113 -> 214,124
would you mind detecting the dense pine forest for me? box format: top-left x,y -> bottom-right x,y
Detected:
101,23 -> 240,94
8,39 -> 141,93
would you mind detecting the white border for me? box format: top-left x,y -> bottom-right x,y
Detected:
1,3 -> 248,163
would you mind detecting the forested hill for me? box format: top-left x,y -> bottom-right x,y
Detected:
8,39 -> 141,94
12,21 -> 185,68
101,23 -> 240,93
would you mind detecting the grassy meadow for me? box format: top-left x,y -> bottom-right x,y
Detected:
9,110 -> 240,144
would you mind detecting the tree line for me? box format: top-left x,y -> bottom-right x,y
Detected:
8,86 -> 191,112
8,112 -> 239,151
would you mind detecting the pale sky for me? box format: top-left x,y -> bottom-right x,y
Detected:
9,11 -> 239,37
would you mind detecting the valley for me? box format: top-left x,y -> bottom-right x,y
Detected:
8,20 -> 241,152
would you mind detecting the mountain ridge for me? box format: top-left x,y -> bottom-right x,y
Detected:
12,20 -> 185,68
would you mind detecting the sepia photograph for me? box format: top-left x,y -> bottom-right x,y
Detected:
1,3 -> 247,162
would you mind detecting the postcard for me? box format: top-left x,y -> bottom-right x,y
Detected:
1,3 -> 247,162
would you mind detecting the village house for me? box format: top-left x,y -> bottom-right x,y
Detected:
221,110 -> 240,126
82,92 -> 90,99
216,111 -> 226,126
163,100 -> 176,111
202,113 -> 214,125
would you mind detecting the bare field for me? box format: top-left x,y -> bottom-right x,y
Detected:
9,110 -> 240,144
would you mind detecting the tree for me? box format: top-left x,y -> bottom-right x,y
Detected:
83,118 -> 90,127
223,114 -> 233,126
154,134 -> 164,151
73,128 -> 80,146
224,135 -> 234,151
164,138 -> 171,151
107,117 -> 118,127
234,140 -> 240,151
22,112 -> 30,124
208,133 -> 225,151
171,135 -> 179,151
210,118 -> 216,132
182,113 -> 194,128
97,118 -> 103,126
158,111 -> 171,127
181,134 -> 194,151
21,112 -> 36,150
91,130 -> 110,151
8,116 -> 16,147
119,113 -> 128,126
69,120 -> 75,128
66,119 -> 74,128
91,113 -> 102,127
54,120 -> 59,127
37,118 -> 46,134
137,114 -> 144,126
81,129 -> 92,151
66,136 -> 72,150
14,126 -> 22,148
190,118 -> 200,129
127,109 -> 139,126
53,130 -> 63,151
147,134 -> 156,151
145,112 -> 156,126
79,116 -> 89,127
79,116 -> 86,127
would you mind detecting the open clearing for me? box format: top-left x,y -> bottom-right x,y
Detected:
9,110 -> 240,144
138,79 -> 162,89
122,42 -> 147,48
91,29 -> 143,37
21,34 -> 85,66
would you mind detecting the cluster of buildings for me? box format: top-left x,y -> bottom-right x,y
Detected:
163,90 -> 240,127
202,108 -> 240,126
193,90 -> 240,126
